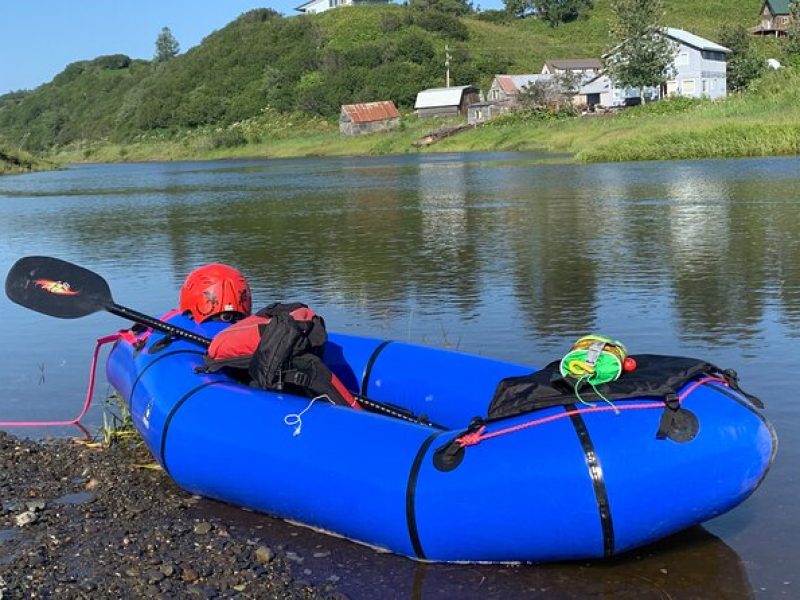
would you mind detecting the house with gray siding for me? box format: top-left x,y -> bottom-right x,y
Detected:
662,28 -> 730,99
414,86 -> 480,118
487,74 -> 552,107
599,27 -> 730,106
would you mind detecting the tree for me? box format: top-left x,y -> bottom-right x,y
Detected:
409,0 -> 474,16
786,1 -> 800,57
539,0 -> 593,27
718,24 -> 765,92
604,0 -> 676,98
154,27 -> 180,63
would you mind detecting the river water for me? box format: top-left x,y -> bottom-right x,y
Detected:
1,153 -> 798,598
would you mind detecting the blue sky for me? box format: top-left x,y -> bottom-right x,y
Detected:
0,1 -> 504,96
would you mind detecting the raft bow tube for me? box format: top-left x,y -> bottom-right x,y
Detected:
106,313 -> 777,563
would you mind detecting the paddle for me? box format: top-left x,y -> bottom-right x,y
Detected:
5,256 -> 447,428
5,256 -> 211,346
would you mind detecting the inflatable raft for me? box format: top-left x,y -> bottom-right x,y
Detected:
106,313 -> 776,563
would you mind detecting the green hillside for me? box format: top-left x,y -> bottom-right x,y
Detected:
0,1 -> 765,154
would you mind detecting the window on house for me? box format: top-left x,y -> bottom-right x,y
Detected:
682,79 -> 696,95
675,53 -> 689,67
701,79 -> 710,95
666,80 -> 678,96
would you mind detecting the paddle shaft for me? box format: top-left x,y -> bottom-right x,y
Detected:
109,303 -> 211,346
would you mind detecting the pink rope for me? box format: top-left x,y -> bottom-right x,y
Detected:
458,375 -> 727,448
0,333 -> 121,428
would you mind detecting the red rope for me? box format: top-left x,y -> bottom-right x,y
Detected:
457,376 -> 726,448
0,333 -> 122,428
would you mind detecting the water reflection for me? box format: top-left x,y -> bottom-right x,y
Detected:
198,499 -> 753,600
3,155 -> 800,347
1,153 -> 797,596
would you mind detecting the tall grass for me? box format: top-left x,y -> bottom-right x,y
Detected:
0,145 -> 54,175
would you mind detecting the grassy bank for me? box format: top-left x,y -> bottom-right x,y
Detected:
0,146 -> 55,175
53,68 -> 800,165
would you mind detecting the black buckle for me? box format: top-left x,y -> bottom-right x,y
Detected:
285,370 -> 310,388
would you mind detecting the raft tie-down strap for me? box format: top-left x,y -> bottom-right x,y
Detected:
0,332 -> 122,429
456,375 -> 726,449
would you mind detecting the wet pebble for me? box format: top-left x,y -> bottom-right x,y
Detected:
13,510 -> 38,527
193,521 -> 213,535
0,431 -> 336,599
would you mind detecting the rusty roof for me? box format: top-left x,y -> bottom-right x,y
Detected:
341,101 -> 400,123
495,74 -> 550,94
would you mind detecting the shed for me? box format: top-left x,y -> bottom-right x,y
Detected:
339,101 -> 401,136
467,102 -> 505,125
414,86 -> 480,118
575,75 -> 614,109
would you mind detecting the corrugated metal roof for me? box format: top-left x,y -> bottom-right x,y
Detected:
579,75 -> 612,95
494,74 -> 552,94
545,59 -> 602,71
767,0 -> 792,14
341,101 -> 400,123
665,28 -> 731,53
414,86 -> 476,109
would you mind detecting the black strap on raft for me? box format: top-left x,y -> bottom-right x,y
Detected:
721,368 -> 764,409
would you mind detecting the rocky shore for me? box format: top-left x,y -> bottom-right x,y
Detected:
0,431 -> 341,599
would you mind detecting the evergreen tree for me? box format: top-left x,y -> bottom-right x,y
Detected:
154,27 -> 180,63
604,0 -> 675,97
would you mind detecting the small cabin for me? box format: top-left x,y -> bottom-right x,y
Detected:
750,0 -> 793,36
339,101 -> 401,136
414,86 -> 480,118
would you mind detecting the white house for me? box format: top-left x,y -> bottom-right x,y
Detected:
295,0 -> 389,15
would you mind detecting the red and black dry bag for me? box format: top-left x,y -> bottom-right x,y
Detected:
203,302 -> 359,409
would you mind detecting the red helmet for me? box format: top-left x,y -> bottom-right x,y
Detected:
179,264 -> 252,323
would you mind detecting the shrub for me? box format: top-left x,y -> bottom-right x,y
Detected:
413,10 -> 469,40
91,54 -> 132,70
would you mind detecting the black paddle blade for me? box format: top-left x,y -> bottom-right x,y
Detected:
5,256 -> 113,319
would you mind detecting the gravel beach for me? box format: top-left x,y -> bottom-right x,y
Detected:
0,431 -> 341,599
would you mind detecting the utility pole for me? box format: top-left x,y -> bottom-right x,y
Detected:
18,132 -> 30,153
445,44 -> 451,88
